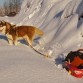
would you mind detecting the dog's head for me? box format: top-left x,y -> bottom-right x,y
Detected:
0,20 -> 16,34
0,20 -> 6,32
0,20 -> 6,26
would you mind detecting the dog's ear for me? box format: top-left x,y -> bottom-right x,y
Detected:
1,20 -> 6,25
0,20 -> 2,24
0,20 -> 1,23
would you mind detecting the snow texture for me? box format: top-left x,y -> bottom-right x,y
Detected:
0,0 -> 83,82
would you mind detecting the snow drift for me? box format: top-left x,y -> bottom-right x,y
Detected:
0,0 -> 83,82
0,0 -> 83,62
0,0 -> 83,56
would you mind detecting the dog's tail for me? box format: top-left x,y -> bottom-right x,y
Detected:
35,27 -> 44,36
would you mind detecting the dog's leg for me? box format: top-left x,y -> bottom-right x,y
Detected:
12,36 -> 21,46
28,33 -> 35,46
8,39 -> 13,45
6,34 -> 13,45
24,35 -> 32,47
13,38 -> 21,46
27,37 -> 32,46
30,34 -> 35,45
14,41 -> 22,46
14,40 -> 18,46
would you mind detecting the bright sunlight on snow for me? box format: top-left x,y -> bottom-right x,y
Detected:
0,0 -> 83,83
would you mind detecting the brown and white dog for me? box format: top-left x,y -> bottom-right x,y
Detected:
0,20 -> 44,46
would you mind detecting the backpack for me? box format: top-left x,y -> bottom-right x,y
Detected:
64,49 -> 83,78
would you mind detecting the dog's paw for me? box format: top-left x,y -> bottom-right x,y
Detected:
8,40 -> 13,45
14,42 -> 21,46
8,43 -> 13,45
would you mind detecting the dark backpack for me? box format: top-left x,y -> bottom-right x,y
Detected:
65,49 -> 83,69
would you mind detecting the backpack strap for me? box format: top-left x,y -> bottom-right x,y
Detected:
77,49 -> 83,59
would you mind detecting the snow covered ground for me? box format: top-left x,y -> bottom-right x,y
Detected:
0,0 -> 83,82
0,39 -> 83,83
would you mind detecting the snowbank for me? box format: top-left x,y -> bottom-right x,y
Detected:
0,0 -> 83,82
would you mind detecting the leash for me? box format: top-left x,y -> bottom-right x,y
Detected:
30,44 -> 48,57
30,37 -> 49,57
23,37 -> 48,57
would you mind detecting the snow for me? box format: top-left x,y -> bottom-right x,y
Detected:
0,0 -> 83,82
0,40 -> 83,83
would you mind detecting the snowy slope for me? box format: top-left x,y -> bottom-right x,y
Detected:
0,39 -> 83,83
0,0 -> 83,82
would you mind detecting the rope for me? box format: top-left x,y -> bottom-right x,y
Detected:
30,45 -> 48,57
29,37 -> 48,57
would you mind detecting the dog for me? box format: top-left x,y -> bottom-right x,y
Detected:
0,20 -> 44,46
